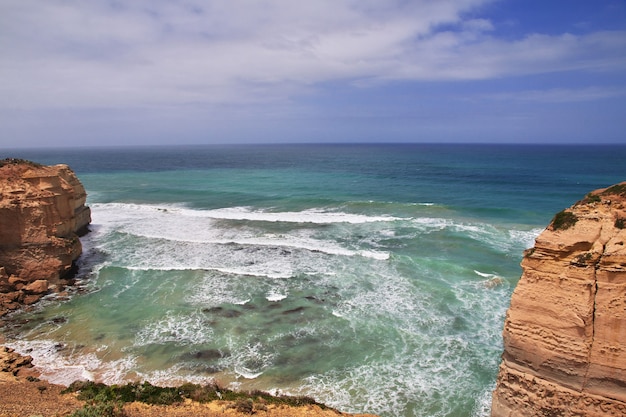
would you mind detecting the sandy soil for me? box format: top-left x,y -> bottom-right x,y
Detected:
0,372 -> 377,417
0,373 -> 84,417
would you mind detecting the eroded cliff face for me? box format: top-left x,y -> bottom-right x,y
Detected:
491,183 -> 626,417
0,159 -> 91,315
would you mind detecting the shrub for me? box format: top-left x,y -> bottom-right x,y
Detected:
0,158 -> 43,168
233,398 -> 254,414
64,381 -> 183,405
69,402 -> 126,417
584,193 -> 601,203
63,380 -> 331,413
616,218 -> 625,229
179,382 -> 222,402
571,252 -> 593,267
602,184 -> 626,197
551,210 -> 578,231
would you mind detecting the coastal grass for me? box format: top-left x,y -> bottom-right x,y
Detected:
68,401 -> 126,417
0,158 -> 42,168
63,380 -> 328,416
551,210 -> 578,231
602,183 -> 626,197
583,193 -> 602,204
580,183 -> 626,204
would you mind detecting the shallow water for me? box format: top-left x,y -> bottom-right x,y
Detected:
3,144 -> 626,416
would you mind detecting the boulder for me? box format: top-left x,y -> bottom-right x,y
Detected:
24,279 -> 49,294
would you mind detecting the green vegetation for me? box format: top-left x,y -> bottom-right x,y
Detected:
0,158 -> 42,168
584,193 -> 601,203
602,183 -> 626,197
64,381 -> 181,405
63,380 -> 328,416
551,210 -> 578,231
578,183 -> 626,205
571,252 -> 593,267
616,218 -> 625,229
69,402 -> 126,417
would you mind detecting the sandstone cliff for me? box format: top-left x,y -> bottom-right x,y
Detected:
0,159 -> 91,316
491,183 -> 626,416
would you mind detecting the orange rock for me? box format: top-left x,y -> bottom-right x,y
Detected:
0,346 -> 34,375
0,159 -> 91,315
491,182 -> 626,416
24,279 -> 49,294
23,293 -> 43,305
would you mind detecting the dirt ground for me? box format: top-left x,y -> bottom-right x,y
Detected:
0,372 -> 377,417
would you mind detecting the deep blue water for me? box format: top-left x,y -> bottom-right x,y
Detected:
2,144 -> 625,417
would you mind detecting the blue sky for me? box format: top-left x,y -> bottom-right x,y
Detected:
1,0 -> 625,147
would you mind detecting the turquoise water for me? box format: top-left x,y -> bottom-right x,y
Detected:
2,144 -> 626,416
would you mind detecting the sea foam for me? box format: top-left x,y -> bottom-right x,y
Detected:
5,340 -> 137,386
8,201 -> 529,416
90,203 -> 391,268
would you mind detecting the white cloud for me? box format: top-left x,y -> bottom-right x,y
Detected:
1,0 -> 625,110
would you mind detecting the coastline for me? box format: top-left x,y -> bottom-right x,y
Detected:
1,303 -> 378,417
5,148 -> 625,416
0,344 -> 378,417
0,159 -> 374,416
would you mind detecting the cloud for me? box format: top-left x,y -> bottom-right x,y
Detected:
392,30 -> 626,81
483,86 -> 626,103
1,0 -> 625,111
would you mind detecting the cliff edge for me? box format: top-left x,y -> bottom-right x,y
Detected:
0,159 -> 91,316
491,183 -> 626,416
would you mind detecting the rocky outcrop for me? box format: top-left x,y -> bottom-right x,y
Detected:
491,183 -> 626,416
0,159 -> 91,316
0,346 -> 35,376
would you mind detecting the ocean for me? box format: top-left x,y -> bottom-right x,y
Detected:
2,144 -> 625,417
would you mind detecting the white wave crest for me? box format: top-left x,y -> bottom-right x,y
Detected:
182,206 -> 404,224
90,203 -> 390,264
266,291 -> 288,302
473,270 -> 498,279
5,340 -> 136,386
234,367 -> 264,379
92,203 -> 402,224
508,228 -> 543,249
472,385 -> 496,417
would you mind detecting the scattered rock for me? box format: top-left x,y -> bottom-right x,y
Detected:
0,346 -> 34,376
24,279 -> 49,294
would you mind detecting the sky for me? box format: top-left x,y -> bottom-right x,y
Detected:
1,0 -> 625,148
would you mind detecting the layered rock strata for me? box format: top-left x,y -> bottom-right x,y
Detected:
0,159 -> 91,316
0,345 -> 35,376
491,183 -> 626,416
